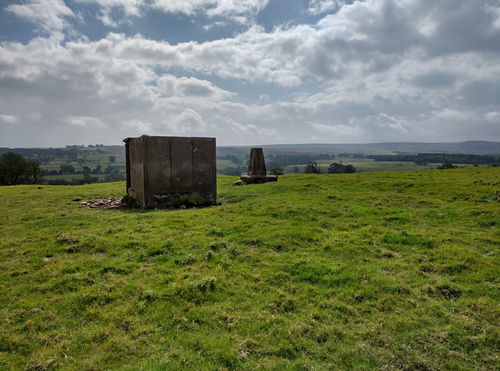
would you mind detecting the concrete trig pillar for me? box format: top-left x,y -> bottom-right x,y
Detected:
240,148 -> 278,184
247,148 -> 267,176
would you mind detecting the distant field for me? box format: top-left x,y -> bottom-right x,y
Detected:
0,168 -> 498,369
292,158 -> 480,173
351,161 -> 460,172
216,159 -> 238,170
44,174 -> 113,182
315,157 -> 376,165
2,145 -> 497,181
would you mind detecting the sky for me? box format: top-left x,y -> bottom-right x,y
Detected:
0,0 -> 499,147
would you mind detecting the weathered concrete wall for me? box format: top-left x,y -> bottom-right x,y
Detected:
145,136 -> 172,206
125,136 -> 146,206
124,135 -> 216,208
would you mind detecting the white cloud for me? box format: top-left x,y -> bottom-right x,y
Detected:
202,21 -> 227,30
151,0 -> 213,15
484,111 -> 500,123
6,0 -> 74,33
435,109 -> 476,122
225,119 -> 279,139
65,115 -> 106,127
308,0 -> 344,15
78,0 -> 500,90
96,10 -> 121,27
0,114 -> 20,125
122,118 -> 153,133
312,122 -> 361,137
173,109 -> 206,133
487,4 -> 500,30
1,0 -> 500,146
205,0 -> 269,22
73,0 -> 269,26
157,75 -> 233,99
76,0 -> 143,16
84,28 -> 306,86
311,113 -> 410,142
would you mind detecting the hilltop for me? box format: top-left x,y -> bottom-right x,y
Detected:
1,141 -> 499,184
0,168 -> 499,369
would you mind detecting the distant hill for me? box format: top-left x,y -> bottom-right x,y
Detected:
2,141 -> 499,157
218,141 -> 500,156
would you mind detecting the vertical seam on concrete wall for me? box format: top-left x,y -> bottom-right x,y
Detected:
125,140 -> 130,193
169,139 -> 172,192
191,139 -> 194,190
213,138 -> 217,200
143,136 -> 148,208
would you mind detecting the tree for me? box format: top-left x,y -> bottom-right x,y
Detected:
304,162 -> 320,174
437,163 -> 456,170
104,165 -> 119,174
91,165 -> 102,174
0,152 -> 42,185
108,156 -> 116,163
328,162 -> 356,174
82,166 -> 91,175
68,151 -> 78,162
29,160 -> 43,184
59,164 -> 75,175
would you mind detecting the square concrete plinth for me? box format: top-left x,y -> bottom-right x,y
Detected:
124,135 -> 216,208
240,175 -> 278,184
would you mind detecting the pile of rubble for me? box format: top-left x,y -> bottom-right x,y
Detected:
77,197 -> 127,209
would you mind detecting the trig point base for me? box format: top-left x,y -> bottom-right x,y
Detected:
240,148 -> 278,184
124,135 -> 216,208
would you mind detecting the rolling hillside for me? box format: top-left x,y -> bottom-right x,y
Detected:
0,168 -> 499,369
1,141 -> 499,183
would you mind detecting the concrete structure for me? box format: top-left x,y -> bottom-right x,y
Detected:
124,135 -> 216,208
240,148 -> 278,184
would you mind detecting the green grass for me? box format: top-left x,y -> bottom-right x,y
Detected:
0,168 -> 499,369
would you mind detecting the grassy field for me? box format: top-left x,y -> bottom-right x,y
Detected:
307,158 -> 479,173
43,174 -> 111,182
0,168 -> 499,369
40,147 -> 126,172
14,144 -> 490,181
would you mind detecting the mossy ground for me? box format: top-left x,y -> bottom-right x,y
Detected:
0,168 -> 498,370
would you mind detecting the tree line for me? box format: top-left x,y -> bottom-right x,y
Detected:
0,152 -> 42,185
43,163 -> 121,176
0,147 -> 119,165
304,162 -> 356,174
266,153 -> 335,169
0,152 -> 125,186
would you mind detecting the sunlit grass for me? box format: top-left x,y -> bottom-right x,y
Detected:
0,168 -> 498,369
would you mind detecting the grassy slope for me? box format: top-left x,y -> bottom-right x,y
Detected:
0,169 -> 498,370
